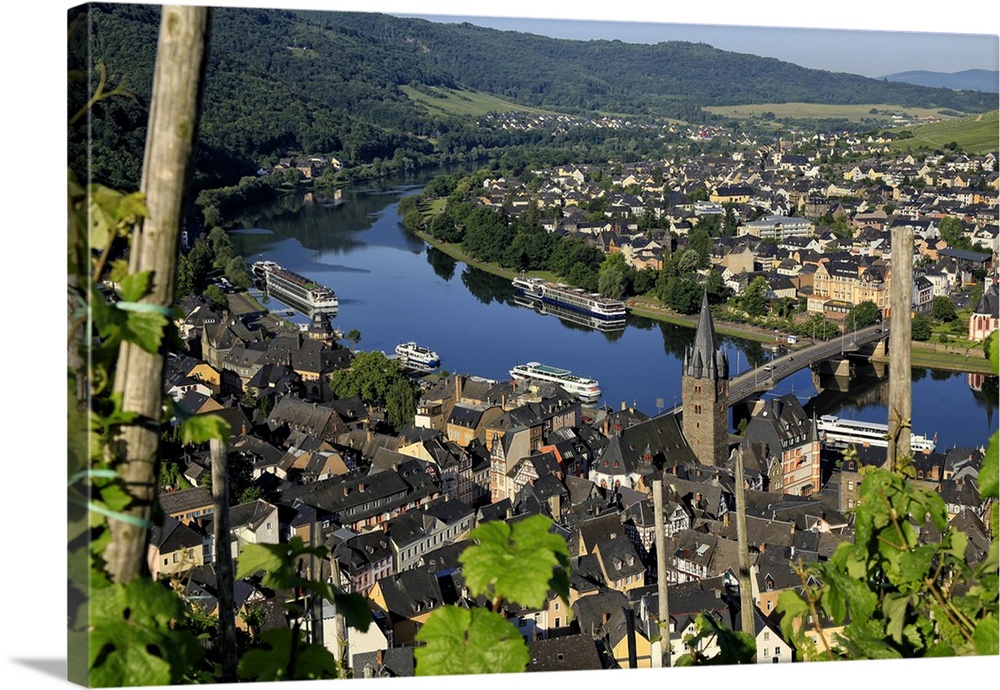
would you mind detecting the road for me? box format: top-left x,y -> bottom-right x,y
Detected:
727,322 -> 890,405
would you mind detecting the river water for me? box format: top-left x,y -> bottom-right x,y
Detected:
228,173 -> 998,453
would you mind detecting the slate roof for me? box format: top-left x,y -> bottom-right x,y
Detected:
594,412 -> 697,476
527,634 -> 604,672
972,282 -> 999,318
159,487 -> 214,518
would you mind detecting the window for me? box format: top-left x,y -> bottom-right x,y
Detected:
763,632 -> 770,641
172,553 -> 179,563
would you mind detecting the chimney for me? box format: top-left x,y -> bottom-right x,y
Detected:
621,401 -> 627,411
455,375 -> 463,401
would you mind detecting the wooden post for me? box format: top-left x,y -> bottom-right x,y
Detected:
103,6 -> 208,583
211,438 -> 238,682
653,479 -> 671,668
887,226 -> 913,469
734,446 -> 755,650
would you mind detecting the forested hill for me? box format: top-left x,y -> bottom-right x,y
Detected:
68,5 -> 998,192
322,11 -> 996,113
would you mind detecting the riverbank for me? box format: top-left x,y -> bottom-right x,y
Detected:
414,228 -> 996,374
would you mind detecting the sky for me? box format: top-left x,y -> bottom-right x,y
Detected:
1,2 -> 997,690
303,0 -> 994,78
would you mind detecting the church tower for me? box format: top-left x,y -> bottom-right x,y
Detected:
682,293 -> 730,466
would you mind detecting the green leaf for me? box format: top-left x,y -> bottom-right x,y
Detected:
332,589 -> 372,633
89,185 -> 147,249
119,270 -> 153,303
414,606 -> 530,676
180,413 -> 231,446
123,310 -> 168,354
776,589 -> 810,641
979,430 -> 998,500
973,617 -> 999,656
897,546 -> 936,586
237,627 -> 337,681
459,515 -> 569,609
882,593 -> 911,644
88,578 -> 204,687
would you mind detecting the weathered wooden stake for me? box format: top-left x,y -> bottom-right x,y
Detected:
653,478 -> 671,668
734,445 -> 755,651
104,6 -> 208,583
887,226 -> 913,469
211,438 -> 238,682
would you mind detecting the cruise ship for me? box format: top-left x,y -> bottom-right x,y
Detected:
817,414 -> 937,452
251,260 -> 339,313
510,362 -> 601,403
512,274 -> 627,322
395,342 -> 440,370
513,296 -> 625,332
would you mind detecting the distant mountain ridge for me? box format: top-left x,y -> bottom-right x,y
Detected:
879,69 -> 999,93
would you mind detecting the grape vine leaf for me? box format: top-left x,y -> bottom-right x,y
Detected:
179,412 -> 231,445
237,627 -> 338,681
237,539 -> 371,632
414,606 -> 530,676
88,578 -> 204,687
459,514 -> 570,609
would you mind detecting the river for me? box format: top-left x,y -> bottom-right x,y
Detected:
228,172 -> 998,453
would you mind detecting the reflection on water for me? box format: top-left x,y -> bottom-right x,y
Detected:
228,174 -> 998,450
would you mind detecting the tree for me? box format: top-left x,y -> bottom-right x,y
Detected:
938,215 -> 964,247
204,284 -> 228,311
911,313 -> 932,341
664,277 -> 702,314
931,295 -> 957,322
330,350 -> 413,413
597,252 -> 628,299
742,276 -> 769,317
344,328 -> 362,346
225,255 -> 252,289
385,376 -> 418,430
849,300 -> 880,329
704,270 -> 730,305
687,226 -> 712,267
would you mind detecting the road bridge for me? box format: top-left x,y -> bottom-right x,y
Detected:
726,322 -> 889,406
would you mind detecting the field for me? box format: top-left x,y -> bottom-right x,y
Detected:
703,102 -> 960,122
400,85 -> 556,118
888,110 -> 999,154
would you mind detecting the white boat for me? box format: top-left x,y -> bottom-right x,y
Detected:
251,260 -> 339,312
816,414 -> 937,452
395,342 -> 440,369
512,274 -> 626,322
510,362 -> 601,403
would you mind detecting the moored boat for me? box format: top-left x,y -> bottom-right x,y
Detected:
510,361 -> 601,403
817,414 -> 936,452
251,260 -> 339,313
395,341 -> 440,369
512,274 -> 626,321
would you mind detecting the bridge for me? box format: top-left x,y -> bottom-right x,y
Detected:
726,321 -> 889,405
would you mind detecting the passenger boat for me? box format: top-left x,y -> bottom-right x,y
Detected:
816,414 -> 937,452
251,260 -> 339,313
513,296 -> 625,332
512,274 -> 626,321
395,342 -> 440,369
509,362 -> 601,403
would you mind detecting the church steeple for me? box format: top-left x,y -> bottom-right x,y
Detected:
684,292 -> 729,381
681,291 -> 731,467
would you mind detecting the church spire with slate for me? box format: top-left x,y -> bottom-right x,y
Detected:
681,292 -> 730,466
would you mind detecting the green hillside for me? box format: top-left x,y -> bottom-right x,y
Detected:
889,110 -> 999,154
69,5 -> 999,193
399,85 -> 555,118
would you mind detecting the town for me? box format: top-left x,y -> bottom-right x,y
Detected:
155,125 -> 999,675
64,5 -> 999,684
